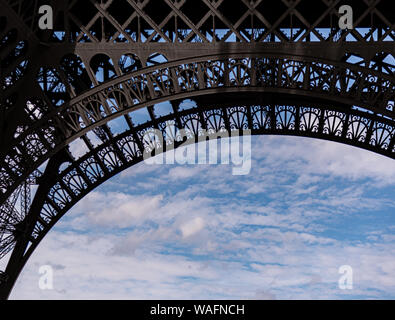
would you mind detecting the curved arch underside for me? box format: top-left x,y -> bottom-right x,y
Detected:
1,54 -> 395,205
1,100 -> 395,263
0,55 -> 395,283
1,0 -> 395,300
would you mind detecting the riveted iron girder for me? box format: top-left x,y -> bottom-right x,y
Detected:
0,0 -> 394,300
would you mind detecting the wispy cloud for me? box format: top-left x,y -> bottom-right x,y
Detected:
8,136 -> 395,299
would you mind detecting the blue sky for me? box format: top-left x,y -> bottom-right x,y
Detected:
2,3 -> 395,300
2,134 -> 395,300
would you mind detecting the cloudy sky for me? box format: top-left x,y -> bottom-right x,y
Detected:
2,134 -> 395,300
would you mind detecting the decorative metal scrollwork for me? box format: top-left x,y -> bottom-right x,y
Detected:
8,103 -> 389,250
2,55 -> 395,208
1,0 -> 395,300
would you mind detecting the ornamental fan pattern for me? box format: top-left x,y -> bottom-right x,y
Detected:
0,0 -> 394,299
25,104 -> 394,242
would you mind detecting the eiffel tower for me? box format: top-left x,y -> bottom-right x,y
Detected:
0,0 -> 394,299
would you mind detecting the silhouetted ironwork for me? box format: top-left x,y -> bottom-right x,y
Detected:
0,0 -> 394,299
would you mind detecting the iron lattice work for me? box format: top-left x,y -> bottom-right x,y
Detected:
0,0 -> 394,299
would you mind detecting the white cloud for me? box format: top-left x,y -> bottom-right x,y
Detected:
9,227 -> 395,299
180,217 -> 205,238
253,136 -> 395,184
69,192 -> 163,228
4,136 -> 395,300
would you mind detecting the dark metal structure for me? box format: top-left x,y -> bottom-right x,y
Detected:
0,0 -> 394,299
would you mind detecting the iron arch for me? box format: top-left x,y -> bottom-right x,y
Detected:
1,0 -> 395,300
1,53 -> 394,207
1,96 -> 395,298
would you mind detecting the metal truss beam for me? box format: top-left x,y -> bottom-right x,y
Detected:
0,0 -> 394,300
